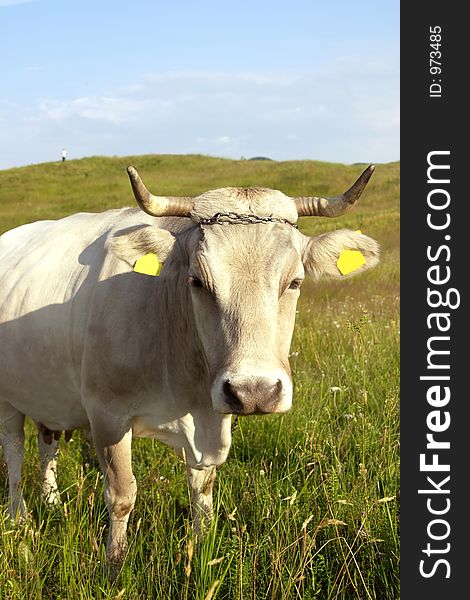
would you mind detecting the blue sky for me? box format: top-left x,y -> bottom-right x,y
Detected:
0,0 -> 399,169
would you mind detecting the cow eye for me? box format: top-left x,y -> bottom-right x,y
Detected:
288,278 -> 303,290
188,275 -> 204,288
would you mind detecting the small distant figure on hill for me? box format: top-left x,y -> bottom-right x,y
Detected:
61,148 -> 67,162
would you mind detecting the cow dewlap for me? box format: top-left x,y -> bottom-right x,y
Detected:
337,250 -> 366,275
133,253 -> 162,276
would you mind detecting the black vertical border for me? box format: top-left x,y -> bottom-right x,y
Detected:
401,4 -> 467,598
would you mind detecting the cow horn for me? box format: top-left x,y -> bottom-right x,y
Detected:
127,166 -> 194,217
293,165 -> 375,217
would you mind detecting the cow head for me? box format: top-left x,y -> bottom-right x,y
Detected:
112,167 -> 379,416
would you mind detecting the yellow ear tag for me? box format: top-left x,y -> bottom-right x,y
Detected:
133,253 -> 162,276
337,250 -> 366,275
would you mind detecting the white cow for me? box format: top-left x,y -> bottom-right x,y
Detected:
0,166 -> 379,569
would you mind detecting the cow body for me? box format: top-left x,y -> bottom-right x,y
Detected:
0,209 -> 231,466
0,169 -> 379,570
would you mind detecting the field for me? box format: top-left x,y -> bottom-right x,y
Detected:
0,155 -> 400,599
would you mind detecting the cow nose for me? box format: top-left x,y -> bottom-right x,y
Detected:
222,378 -> 283,414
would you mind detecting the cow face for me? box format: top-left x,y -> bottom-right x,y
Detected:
187,222 -> 301,415
184,219 -> 379,416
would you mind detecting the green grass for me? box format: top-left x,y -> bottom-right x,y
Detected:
0,154 -> 399,599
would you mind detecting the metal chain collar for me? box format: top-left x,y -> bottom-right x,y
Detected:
194,212 -> 298,229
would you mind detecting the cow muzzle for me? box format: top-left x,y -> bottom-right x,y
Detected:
212,370 -> 293,415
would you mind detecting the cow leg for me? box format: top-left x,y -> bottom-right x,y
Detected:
186,465 -> 217,538
0,404 -> 26,521
37,432 -> 61,505
90,416 -> 136,571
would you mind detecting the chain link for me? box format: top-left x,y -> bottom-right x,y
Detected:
195,212 -> 298,228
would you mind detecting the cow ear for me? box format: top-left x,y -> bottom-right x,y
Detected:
110,225 -> 176,268
302,229 -> 380,280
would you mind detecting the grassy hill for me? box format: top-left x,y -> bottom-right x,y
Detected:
0,155 -> 400,599
0,153 -> 400,319
0,154 -> 398,230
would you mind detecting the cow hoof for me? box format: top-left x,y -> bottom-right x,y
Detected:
6,498 -> 29,526
6,511 -> 30,529
106,543 -> 127,580
107,557 -> 125,582
107,562 -> 121,582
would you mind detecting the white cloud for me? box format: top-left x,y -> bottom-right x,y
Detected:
196,134 -> 249,146
0,59 -> 399,168
38,96 -> 171,124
